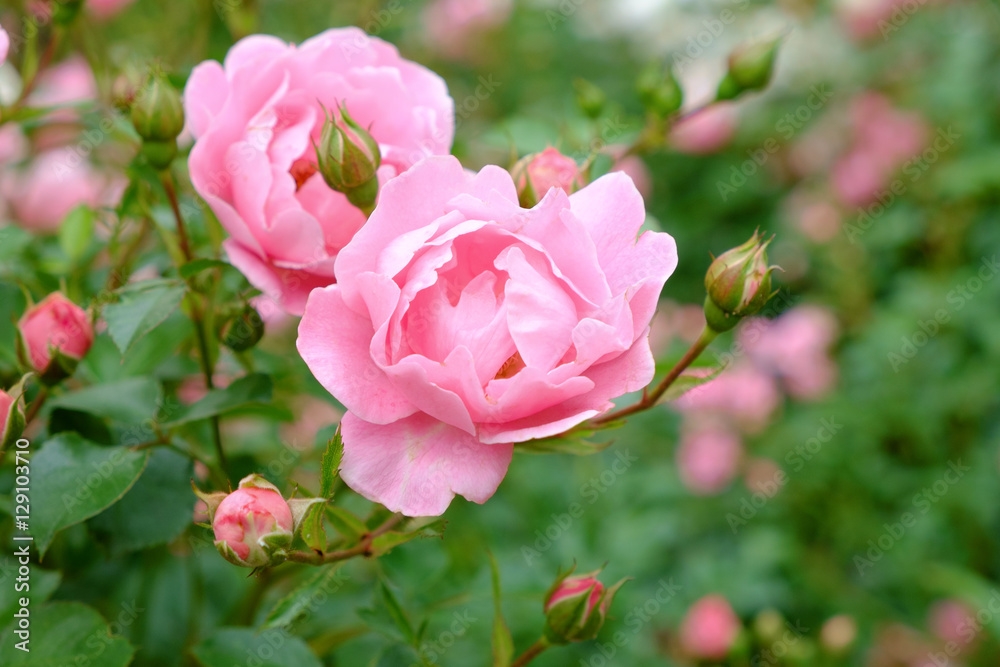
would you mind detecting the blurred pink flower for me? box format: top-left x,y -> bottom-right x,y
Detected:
423,0 -> 511,60
740,306 -> 839,400
675,364 -> 781,434
670,104 -> 738,155
785,190 -> 841,243
744,457 -> 784,496
928,599 -> 976,648
280,396 -> 343,450
606,144 -> 652,199
28,55 -> 97,109
680,595 -> 741,659
185,29 -> 455,315
676,424 -> 743,495
297,156 -> 677,516
0,27 -> 8,66
87,0 -> 136,20
1,149 -> 125,233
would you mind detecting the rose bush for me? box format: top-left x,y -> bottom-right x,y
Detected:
297,155 -> 677,515
185,28 -> 456,314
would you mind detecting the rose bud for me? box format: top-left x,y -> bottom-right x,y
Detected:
315,103 -> 382,213
131,71 -> 185,170
717,36 -> 781,101
511,147 -> 585,208
543,567 -> 628,644
194,474 -> 323,569
218,304 -> 265,352
17,292 -> 94,384
703,230 -> 780,333
0,389 -> 25,451
637,63 -> 683,118
679,594 -> 741,660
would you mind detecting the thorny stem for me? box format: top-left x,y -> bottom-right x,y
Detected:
591,326 -> 717,426
285,514 -> 406,565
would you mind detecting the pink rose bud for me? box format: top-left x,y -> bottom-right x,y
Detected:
209,475 -> 295,568
131,71 -> 185,170
315,103 -> 382,212
512,147 -> 585,207
704,230 -> 780,333
680,595 -> 741,660
717,36 -> 782,101
0,389 -> 26,451
543,568 -> 628,645
17,293 -> 94,384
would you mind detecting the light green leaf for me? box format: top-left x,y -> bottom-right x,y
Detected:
0,602 -> 135,666
59,205 -> 95,262
48,376 -> 162,424
320,430 -> 343,499
299,503 -> 327,555
378,579 -> 416,646
31,433 -> 149,557
191,628 -> 322,667
262,564 -> 349,631
104,280 -> 187,355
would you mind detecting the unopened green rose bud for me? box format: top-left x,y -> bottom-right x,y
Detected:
574,78 -> 606,120
131,72 -> 185,170
315,103 -> 381,213
704,230 -> 781,333
637,63 -> 683,117
717,37 -> 781,101
543,566 -> 628,645
219,304 -> 265,352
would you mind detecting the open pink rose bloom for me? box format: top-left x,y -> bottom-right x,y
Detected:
298,156 -> 677,516
185,28 -> 455,315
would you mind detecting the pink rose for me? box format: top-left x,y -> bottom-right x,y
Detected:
680,595 -> 741,659
87,0 -> 136,19
513,147 -> 584,206
185,29 -> 456,315
297,156 -> 677,516
212,484 -> 294,567
17,292 -> 94,376
675,365 -> 780,434
423,0 -> 512,60
0,27 -> 8,66
1,149 -> 126,233
0,388 -> 25,448
676,424 -> 743,495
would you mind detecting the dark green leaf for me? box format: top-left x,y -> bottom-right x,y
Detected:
378,579 -> 416,646
191,628 -> 321,667
165,373 -> 285,426
32,433 -> 149,557
0,602 -> 135,666
299,503 -> 327,554
262,564 -> 349,631
179,258 -> 231,280
48,376 -> 161,424
104,280 -> 187,355
320,430 -> 343,499
0,558 -> 60,622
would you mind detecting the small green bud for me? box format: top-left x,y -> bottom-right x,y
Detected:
219,304 -> 265,352
573,78 -> 606,120
132,72 -> 185,170
637,63 -> 683,117
704,230 -> 781,333
543,565 -> 629,645
717,37 -> 781,101
315,103 -> 381,212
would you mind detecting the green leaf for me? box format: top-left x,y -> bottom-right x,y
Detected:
368,519 -> 446,558
372,643 -> 422,667
326,506 -> 368,542
517,429 -> 615,456
299,503 -> 327,554
0,602 -> 135,666
31,433 -> 149,557
377,579 -> 416,646
165,373 -> 285,426
179,258 -> 231,280
262,564 -> 349,631
58,205 -> 95,262
0,558 -> 60,622
104,280 -> 187,355
320,430 -> 343,499
47,376 -> 162,424
489,553 -> 514,667
658,366 -> 726,404
191,627 -> 322,667
89,448 -> 194,553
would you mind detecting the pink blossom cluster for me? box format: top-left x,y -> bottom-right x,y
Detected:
672,305 -> 839,495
